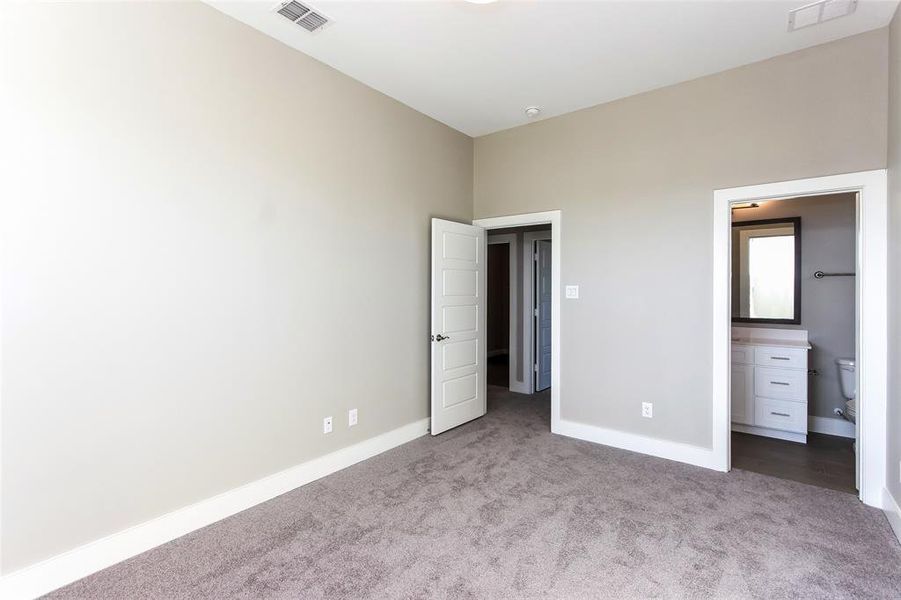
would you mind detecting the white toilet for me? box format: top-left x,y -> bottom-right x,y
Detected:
836,357 -> 856,423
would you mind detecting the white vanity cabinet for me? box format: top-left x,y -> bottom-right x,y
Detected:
731,328 -> 811,444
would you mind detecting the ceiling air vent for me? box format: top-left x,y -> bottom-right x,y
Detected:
275,1 -> 331,33
788,0 -> 857,32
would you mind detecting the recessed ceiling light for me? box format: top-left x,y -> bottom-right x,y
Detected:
464,0 -> 498,4
524,106 -> 541,118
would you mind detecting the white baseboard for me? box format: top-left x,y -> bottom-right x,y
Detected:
732,423 -> 807,444
883,488 -> 901,546
554,419 -> 722,472
0,418 -> 429,600
808,415 -> 855,439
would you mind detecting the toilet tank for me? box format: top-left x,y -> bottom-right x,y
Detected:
836,357 -> 856,400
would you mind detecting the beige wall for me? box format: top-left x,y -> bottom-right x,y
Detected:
887,6 -> 901,510
474,30 -> 888,448
0,2 -> 472,573
732,194 -> 856,421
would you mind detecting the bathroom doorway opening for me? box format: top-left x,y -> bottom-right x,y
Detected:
713,170 -> 887,507
729,192 -> 857,494
475,211 -> 562,432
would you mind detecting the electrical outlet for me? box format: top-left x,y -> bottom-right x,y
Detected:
323,416 -> 333,434
348,408 -> 358,427
565,285 -> 580,299
641,402 -> 653,418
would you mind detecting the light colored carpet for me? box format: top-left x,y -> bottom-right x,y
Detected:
49,387 -> 901,599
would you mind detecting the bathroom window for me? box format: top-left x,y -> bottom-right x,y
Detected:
731,217 -> 801,324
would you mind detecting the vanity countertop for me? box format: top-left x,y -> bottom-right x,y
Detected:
731,337 -> 812,350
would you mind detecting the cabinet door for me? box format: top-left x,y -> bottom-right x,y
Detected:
731,363 -> 755,425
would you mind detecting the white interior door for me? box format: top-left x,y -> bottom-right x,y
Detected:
535,240 -> 552,391
431,218 -> 487,435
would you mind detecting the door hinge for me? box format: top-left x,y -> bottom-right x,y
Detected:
533,307 -> 538,317
534,252 -> 538,261
533,363 -> 539,372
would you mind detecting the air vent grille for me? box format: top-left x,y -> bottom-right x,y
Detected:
277,1 -> 309,21
788,0 -> 857,32
297,11 -> 328,32
275,1 -> 330,33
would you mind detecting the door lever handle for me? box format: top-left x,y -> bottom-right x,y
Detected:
435,334 -> 450,342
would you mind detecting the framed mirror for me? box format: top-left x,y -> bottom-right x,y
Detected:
731,217 -> 801,324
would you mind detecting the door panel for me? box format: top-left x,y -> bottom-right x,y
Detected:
536,240 -> 552,391
442,305 -> 478,333
431,219 -> 486,435
442,339 -> 478,371
443,269 -> 478,296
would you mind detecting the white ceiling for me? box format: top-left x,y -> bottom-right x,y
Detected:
209,0 -> 899,137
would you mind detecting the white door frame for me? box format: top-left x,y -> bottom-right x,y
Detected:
713,170 -> 887,507
486,233 -> 522,393
523,230 -> 552,394
474,211 -> 562,432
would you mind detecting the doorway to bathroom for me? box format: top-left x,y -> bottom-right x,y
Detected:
712,170 -> 888,507
729,193 -> 857,493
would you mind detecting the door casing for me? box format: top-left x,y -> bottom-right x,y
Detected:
473,211 -> 562,432
713,170 -> 887,507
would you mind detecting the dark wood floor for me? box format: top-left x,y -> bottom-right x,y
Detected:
732,431 -> 856,494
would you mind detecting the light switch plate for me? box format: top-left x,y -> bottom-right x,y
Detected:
565,285 -> 579,299
348,408 -> 358,427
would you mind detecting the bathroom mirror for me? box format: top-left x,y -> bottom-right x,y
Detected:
731,217 -> 801,324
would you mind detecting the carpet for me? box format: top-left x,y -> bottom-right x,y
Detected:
48,387 -> 901,599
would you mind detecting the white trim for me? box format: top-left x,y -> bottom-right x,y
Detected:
883,488 -> 901,545
473,211 -> 561,431
808,415 -> 855,439
714,170 -> 888,506
487,233 -> 523,393
522,230 -> 552,395
0,418 -> 429,600
556,419 -> 719,470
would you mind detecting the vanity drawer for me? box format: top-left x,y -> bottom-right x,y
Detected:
731,345 -> 754,365
755,367 -> 807,400
754,397 -> 807,433
754,347 -> 807,370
